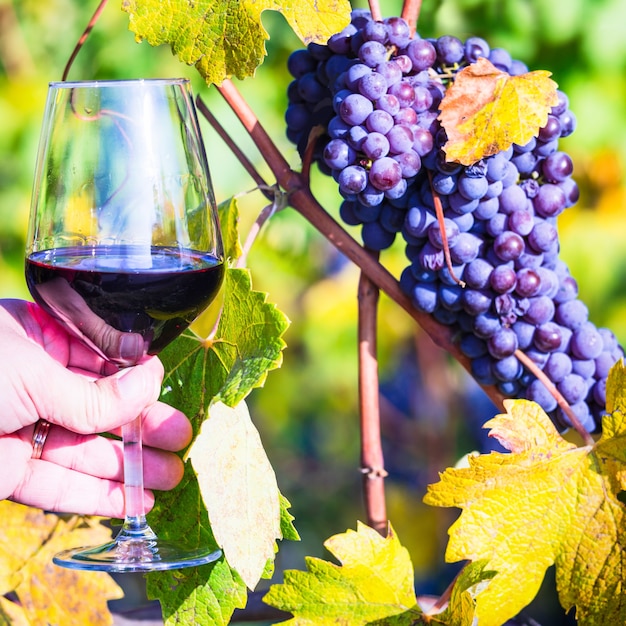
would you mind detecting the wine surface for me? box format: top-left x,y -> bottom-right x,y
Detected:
26,245 -> 224,365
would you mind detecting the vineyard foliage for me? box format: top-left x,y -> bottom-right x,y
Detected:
1,0 -> 626,625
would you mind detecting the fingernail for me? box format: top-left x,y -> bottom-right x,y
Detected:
119,333 -> 145,363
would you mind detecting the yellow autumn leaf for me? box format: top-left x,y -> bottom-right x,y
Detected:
424,391 -> 626,626
188,400 -> 281,590
0,502 -> 122,625
439,57 -> 559,166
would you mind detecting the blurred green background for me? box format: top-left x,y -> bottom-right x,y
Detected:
2,0 -> 625,622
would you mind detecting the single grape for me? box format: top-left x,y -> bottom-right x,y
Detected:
369,157 -> 403,191
339,93 -> 374,125
487,326 -> 519,359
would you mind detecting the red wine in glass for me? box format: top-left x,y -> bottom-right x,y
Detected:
26,245 -> 224,365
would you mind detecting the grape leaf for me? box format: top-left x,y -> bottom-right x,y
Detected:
0,502 -> 122,625
122,0 -> 352,85
439,57 -> 559,165
159,266 -> 289,415
424,381 -> 626,626
263,522 -> 420,624
218,197 -> 244,264
188,400 -> 282,590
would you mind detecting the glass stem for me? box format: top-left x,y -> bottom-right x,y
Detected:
121,415 -> 151,535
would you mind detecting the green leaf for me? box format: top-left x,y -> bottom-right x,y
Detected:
188,400 -> 282,590
146,540 -> 248,626
263,522 -> 419,624
424,392 -> 626,626
218,197 -> 243,265
122,0 -> 352,85
159,266 -> 289,415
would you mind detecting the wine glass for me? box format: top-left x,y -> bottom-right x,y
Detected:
25,79 -> 224,572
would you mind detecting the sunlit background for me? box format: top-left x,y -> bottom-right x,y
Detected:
2,0 -> 625,622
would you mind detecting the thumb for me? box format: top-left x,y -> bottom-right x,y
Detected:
36,356 -> 164,434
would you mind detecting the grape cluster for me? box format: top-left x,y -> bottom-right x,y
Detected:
284,10 -> 623,432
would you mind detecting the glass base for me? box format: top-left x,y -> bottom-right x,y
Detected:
53,526 -> 221,573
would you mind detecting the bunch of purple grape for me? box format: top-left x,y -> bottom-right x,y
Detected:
284,9 -> 623,431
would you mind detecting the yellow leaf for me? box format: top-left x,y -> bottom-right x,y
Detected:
439,57 -> 559,166
424,397 -> 626,625
188,400 -> 281,590
0,502 -> 122,625
0,501 -> 58,594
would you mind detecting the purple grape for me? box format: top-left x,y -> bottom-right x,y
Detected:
464,258 -> 493,289
513,320 -> 536,350
457,174 -> 489,200
544,352 -> 572,383
534,321 -> 563,352
376,60 -> 403,87
464,36 -> 490,62
487,327 -> 519,359
528,221 -> 558,253
533,183 -> 566,218
508,209 -> 534,237
404,205 -> 435,238
436,35 -> 465,65
369,157 -> 402,190
376,94 -> 401,116
524,295 -> 555,325
366,110 -> 395,135
555,299 -> 589,330
557,373 -> 588,405
385,16 -> 411,47
571,324 -> 604,360
460,333 -> 488,359
493,355 -> 523,382
489,47 -> 512,71
473,312 -> 501,338
359,40 -> 388,67
462,289 -> 492,316
388,81 -> 416,108
340,93 -> 374,125
493,231 -> 525,262
450,233 -> 483,264
405,38 -> 437,71
489,265 -> 517,293
363,20 -> 388,44
358,72 -> 388,100
526,379 -> 558,412
499,184 -> 527,214
346,64 -> 372,90
323,139 -> 356,170
362,132 -> 390,159
338,165 -> 368,194
542,151 -> 574,183
387,125 -> 415,154
412,282 -> 438,313
362,220 -> 396,250
393,151 -> 421,178
427,218 -> 460,250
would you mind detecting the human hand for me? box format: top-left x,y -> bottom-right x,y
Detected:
0,299 -> 192,518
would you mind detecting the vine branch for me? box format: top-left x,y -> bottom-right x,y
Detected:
61,0 -> 109,81
358,249 -> 388,536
